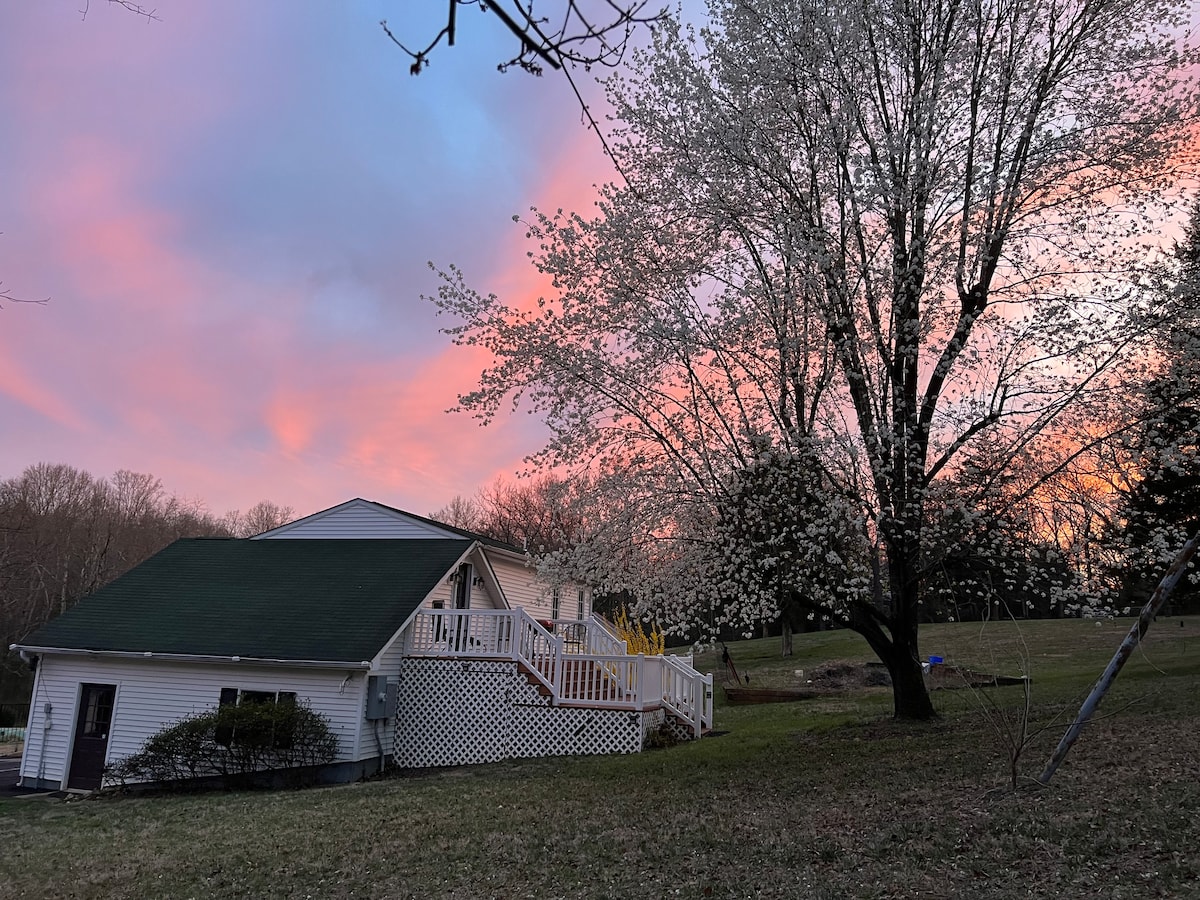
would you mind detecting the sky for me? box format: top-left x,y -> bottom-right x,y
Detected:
0,1 -> 613,520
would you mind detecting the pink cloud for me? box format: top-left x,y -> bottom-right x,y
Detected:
0,348 -> 87,431
265,393 -> 318,457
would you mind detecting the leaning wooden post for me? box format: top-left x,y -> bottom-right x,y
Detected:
1037,530 -> 1200,786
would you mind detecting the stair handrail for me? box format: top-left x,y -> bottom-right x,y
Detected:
586,613 -> 629,656
511,609 -> 562,696
661,654 -> 714,738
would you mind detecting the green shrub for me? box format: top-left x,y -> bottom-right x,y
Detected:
107,700 -> 339,790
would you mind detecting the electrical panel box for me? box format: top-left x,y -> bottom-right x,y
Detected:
365,675 -> 396,720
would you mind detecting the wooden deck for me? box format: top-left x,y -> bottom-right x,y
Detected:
401,609 -> 713,736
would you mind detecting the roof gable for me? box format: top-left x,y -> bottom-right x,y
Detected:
255,498 -> 526,554
18,538 -> 472,663
253,498 -> 465,540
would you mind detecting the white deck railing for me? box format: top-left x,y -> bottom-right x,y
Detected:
546,614 -> 628,656
402,607 -> 562,693
401,608 -> 713,737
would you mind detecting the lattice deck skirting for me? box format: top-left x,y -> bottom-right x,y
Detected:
393,658 -> 669,769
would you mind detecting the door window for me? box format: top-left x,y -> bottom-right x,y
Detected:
81,686 -> 114,737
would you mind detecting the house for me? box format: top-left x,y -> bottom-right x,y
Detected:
10,499 -> 712,791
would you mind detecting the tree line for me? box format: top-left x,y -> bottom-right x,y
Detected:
0,463 -> 292,703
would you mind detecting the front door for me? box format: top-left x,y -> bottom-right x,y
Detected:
67,683 -> 116,790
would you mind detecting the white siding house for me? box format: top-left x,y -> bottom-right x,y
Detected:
11,499 -> 708,791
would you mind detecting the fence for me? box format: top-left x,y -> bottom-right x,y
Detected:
0,702 -> 30,728
0,726 -> 24,744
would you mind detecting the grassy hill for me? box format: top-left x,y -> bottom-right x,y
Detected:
2,617 -> 1198,898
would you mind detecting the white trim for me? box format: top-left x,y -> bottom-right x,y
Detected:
251,498 -> 467,540
350,674 -> 366,762
14,646 -> 373,669
484,545 -> 533,566
107,682 -> 123,781
61,682 -> 84,791
370,588 -> 448,668
21,658 -> 49,788
368,542 -> 483,669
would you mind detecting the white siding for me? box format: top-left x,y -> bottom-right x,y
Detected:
18,655 -> 370,788
472,582 -> 502,609
370,641 -> 405,763
488,554 -> 546,614
257,500 -> 464,540
486,553 -> 590,620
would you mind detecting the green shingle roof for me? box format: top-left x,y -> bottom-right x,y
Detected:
18,538 -> 472,663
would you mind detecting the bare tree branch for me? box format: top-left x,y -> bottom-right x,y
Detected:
382,0 -> 664,76
0,282 -> 48,310
79,0 -> 160,22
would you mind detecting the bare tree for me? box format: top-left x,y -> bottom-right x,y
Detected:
429,494 -> 485,532
0,465 -> 292,701
476,474 -> 587,552
431,475 -> 591,553
225,500 -> 296,538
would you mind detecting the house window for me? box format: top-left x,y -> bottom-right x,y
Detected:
215,688 -> 298,748
551,586 -> 561,620
577,588 -> 586,620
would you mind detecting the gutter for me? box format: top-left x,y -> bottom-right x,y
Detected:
9,644 -> 374,670
486,545 -> 533,565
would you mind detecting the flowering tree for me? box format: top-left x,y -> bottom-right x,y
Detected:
433,0 -> 1199,719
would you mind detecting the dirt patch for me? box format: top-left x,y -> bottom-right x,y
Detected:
804,660 -> 892,691
721,660 -> 895,695
785,660 -> 1022,693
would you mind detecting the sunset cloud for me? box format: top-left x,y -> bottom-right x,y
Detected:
0,2 -> 608,519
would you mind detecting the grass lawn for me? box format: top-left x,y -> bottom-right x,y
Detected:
2,617 -> 1198,899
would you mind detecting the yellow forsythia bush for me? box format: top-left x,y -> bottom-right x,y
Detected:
614,606 -> 665,656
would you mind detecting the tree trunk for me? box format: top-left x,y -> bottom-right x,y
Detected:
883,643 -> 937,720
851,602 -> 938,720
780,619 -> 794,657
879,518 -> 938,720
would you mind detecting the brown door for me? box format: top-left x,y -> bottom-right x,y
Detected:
67,683 -> 116,790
